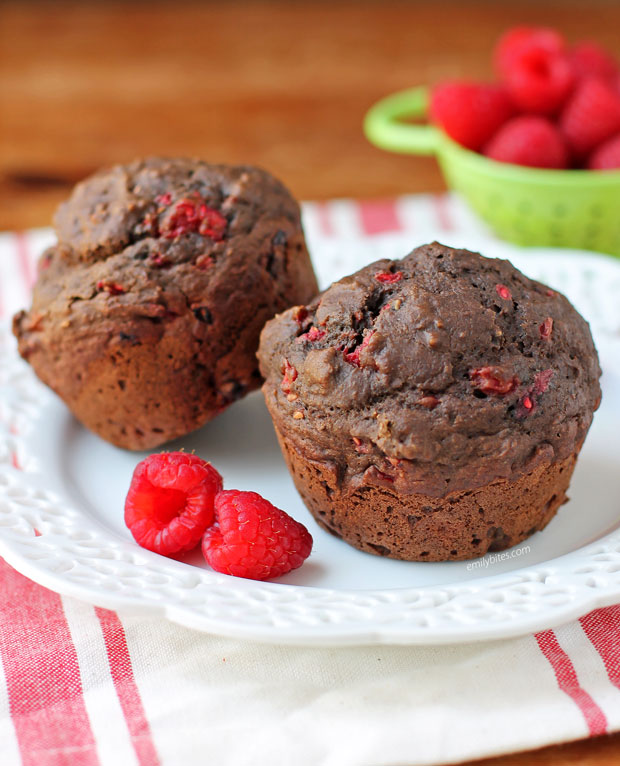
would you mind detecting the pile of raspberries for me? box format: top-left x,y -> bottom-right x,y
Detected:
430,26 -> 620,170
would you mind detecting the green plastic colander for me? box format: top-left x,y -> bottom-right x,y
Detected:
364,86 -> 620,257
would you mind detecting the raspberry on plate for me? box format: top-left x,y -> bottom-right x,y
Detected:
203,490 -> 313,581
125,452 -> 222,555
588,133 -> 620,169
560,78 -> 620,157
484,116 -> 568,169
430,81 -> 514,151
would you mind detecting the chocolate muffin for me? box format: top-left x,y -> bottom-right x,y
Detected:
13,158 -> 318,450
258,242 -> 601,561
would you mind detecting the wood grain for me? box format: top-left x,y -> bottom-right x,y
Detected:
2,0 -> 620,230
466,733 -> 620,766
1,3 -> 620,764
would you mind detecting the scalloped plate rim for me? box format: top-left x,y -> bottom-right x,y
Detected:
1,516 -> 620,645
1,237 -> 620,646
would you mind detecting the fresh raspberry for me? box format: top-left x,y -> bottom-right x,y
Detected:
430,81 -> 514,151
494,27 -> 574,114
588,132 -> 620,169
506,52 -> 574,115
125,452 -> 222,555
570,41 -> 619,85
202,490 -> 313,580
484,116 -> 568,169
494,26 -> 565,79
560,78 -> 620,158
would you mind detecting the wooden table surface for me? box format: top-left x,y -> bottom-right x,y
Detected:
1,1 -> 619,763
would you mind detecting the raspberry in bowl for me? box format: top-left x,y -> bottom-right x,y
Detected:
364,27 -> 620,257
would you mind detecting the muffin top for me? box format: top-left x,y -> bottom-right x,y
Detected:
53,156 -> 301,262
258,242 -> 602,496
18,157 -> 309,362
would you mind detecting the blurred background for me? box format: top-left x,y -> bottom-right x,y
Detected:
1,0 -> 619,230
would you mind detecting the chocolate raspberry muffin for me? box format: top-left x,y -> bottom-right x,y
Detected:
258,242 -> 601,561
13,157 -> 318,450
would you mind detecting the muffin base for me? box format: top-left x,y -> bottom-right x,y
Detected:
276,431 -> 577,561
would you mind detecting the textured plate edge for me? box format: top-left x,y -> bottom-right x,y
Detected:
1,526 -> 620,647
2,241 -> 620,646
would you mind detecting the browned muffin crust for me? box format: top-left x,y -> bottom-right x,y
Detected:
278,432 -> 576,561
13,158 -> 318,450
257,242 -> 601,561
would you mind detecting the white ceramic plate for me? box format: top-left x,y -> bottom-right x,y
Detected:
1,234 -> 620,646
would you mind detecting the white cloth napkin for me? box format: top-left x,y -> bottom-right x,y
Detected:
1,555 -> 618,766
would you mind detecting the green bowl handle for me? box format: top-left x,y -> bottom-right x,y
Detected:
364,86 -> 440,156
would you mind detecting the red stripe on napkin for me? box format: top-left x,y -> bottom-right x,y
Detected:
433,195 -> 455,231
536,629 -> 608,736
0,559 -> 99,765
580,606 -> 620,689
15,232 -> 35,290
358,199 -> 401,235
95,608 -> 160,766
316,203 -> 334,236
